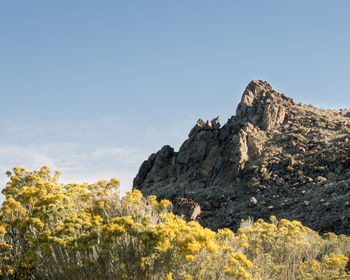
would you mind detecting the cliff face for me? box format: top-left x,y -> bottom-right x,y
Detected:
133,80 -> 350,234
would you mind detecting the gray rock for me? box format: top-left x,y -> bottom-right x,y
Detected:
262,103 -> 286,131
205,120 -> 213,130
250,196 -> 258,205
236,80 -> 291,131
211,116 -> 221,129
188,118 -> 205,137
197,118 -> 205,127
133,80 -> 350,235
174,198 -> 201,221
248,177 -> 260,188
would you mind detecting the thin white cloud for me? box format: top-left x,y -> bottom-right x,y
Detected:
0,115 -> 195,205
92,147 -> 140,159
0,143 -> 146,204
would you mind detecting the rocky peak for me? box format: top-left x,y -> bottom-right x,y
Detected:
133,80 -> 350,235
236,80 -> 294,131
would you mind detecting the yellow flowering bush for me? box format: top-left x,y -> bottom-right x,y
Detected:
0,166 -> 349,279
236,216 -> 324,279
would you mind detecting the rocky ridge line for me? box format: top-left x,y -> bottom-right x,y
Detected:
133,80 -> 350,234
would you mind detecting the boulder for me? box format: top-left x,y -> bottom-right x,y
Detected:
174,198 -> 201,221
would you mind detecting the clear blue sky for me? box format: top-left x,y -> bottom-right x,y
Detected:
1,1 -> 350,200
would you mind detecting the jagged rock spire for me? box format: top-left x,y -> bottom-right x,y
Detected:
236,80 -> 294,131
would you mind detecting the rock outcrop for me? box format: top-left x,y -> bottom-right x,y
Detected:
133,80 -> 350,235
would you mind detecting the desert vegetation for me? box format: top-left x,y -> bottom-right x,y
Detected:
0,166 -> 350,279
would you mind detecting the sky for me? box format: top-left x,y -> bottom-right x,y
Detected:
1,0 -> 350,202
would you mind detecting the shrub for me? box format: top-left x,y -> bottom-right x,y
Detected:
0,167 -> 253,279
0,167 -> 349,279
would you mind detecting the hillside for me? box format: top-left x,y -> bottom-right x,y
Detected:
133,80 -> 350,235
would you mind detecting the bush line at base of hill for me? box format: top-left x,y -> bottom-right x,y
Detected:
0,166 -> 350,279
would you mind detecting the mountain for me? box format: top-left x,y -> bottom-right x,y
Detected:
133,80 -> 350,235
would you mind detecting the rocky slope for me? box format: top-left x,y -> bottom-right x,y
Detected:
133,80 -> 350,235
